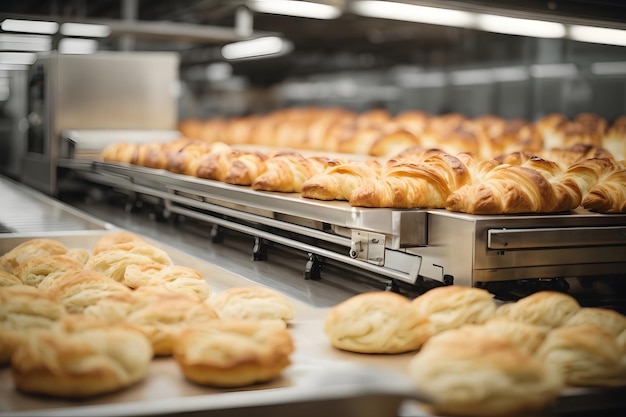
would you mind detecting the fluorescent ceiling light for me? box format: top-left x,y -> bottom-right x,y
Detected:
477,14 -> 565,38
530,63 -> 578,78
0,52 -> 37,65
221,36 -> 293,60
591,61 -> 626,75
1,19 -> 58,34
0,34 -> 51,52
250,0 -> 341,19
450,68 -> 492,85
60,22 -> 111,38
492,66 -> 528,82
569,25 -> 626,47
59,38 -> 99,54
351,1 -> 474,28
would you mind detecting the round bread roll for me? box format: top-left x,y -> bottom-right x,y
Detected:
92,231 -> 149,255
63,248 -> 91,266
535,324 -> 625,387
408,325 -> 563,417
0,285 -> 67,365
208,286 -> 295,324
14,254 -> 83,287
498,291 -> 580,328
410,286 -> 497,335
0,270 -> 21,287
173,320 -> 294,388
324,291 -> 431,354
85,246 -> 173,283
11,316 -> 153,398
563,307 -> 626,339
123,264 -> 211,300
482,317 -> 549,355
0,239 -> 68,274
48,269 -> 132,313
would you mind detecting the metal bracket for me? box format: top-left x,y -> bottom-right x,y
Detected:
350,231 -> 386,266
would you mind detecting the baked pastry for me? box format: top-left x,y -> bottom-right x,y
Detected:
563,307 -> 626,345
324,291 -> 431,354
408,325 -> 563,417
301,160 -> 381,201
481,317 -> 549,355
130,142 -> 169,169
496,291 -> 580,328
13,254 -> 84,287
603,115 -> 626,161
0,285 -> 67,365
251,153 -> 341,193
122,264 -> 211,300
85,246 -> 173,283
349,153 -> 472,208
368,129 -> 421,157
0,238 -> 69,274
195,148 -> 239,181
582,167 -> 626,213
92,231 -> 149,255
48,269 -> 132,313
222,151 -> 268,185
410,286 -> 497,335
63,248 -> 91,266
101,142 -> 137,164
0,270 -> 21,287
11,316 -> 153,398
536,324 -> 625,387
173,320 -> 294,387
208,286 -> 295,324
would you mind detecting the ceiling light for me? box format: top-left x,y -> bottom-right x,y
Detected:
59,38 -> 99,54
591,61 -> 626,75
569,25 -> 626,47
0,52 -> 37,65
477,14 -> 565,38
530,63 -> 578,78
1,19 -> 58,34
221,36 -> 293,60
0,34 -> 52,52
351,1 -> 474,28
249,0 -> 341,19
60,22 -> 111,38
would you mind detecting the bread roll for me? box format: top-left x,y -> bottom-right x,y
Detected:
208,286 -> 295,324
173,320 -> 294,387
0,285 -> 67,365
0,239 -> 68,274
85,246 -> 173,283
536,324 -> 625,387
123,264 -> 211,300
350,153 -> 471,208
0,270 -> 21,287
11,316 -> 152,398
48,269 -> 132,313
411,286 -> 497,335
93,231 -> 149,255
14,254 -> 83,287
563,307 -> 626,343
408,325 -> 563,417
481,317 -> 549,355
324,291 -> 431,354
496,291 -> 580,328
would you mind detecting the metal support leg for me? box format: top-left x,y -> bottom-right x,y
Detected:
304,253 -> 323,280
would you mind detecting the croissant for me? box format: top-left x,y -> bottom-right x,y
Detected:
301,160 -> 381,201
368,129 -> 421,157
195,148 -> 239,181
101,143 -> 137,164
349,153 -> 471,208
446,163 -> 581,214
582,168 -> 626,213
131,142 -> 169,169
251,153 -> 342,193
223,152 -> 268,186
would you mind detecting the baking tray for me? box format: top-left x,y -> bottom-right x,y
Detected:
0,231 -> 426,417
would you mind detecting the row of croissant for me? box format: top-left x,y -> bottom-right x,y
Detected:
178,108 -> 626,161
102,137 -> 626,214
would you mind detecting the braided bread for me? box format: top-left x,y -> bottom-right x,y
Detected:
349,153 -> 471,208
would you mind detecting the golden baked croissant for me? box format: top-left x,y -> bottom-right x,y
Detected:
195,148 -> 240,181
223,151 -> 268,186
368,129 -> 421,157
101,142 -> 137,164
301,160 -> 381,201
165,140 -> 213,176
251,153 -> 342,192
349,153 -> 472,208
582,168 -> 626,213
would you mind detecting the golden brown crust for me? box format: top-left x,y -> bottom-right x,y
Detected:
208,286 -> 295,323
14,255 -> 84,287
11,317 -> 153,398
85,246 -> 173,283
408,325 -> 563,417
582,168 -> 626,213
0,270 -> 21,287
497,291 -> 580,328
122,264 -> 211,300
324,291 -> 431,354
0,239 -> 69,274
301,160 -> 381,201
411,286 -> 497,335
92,231 -> 149,255
251,153 -> 341,193
368,129 -> 421,157
173,320 -> 294,387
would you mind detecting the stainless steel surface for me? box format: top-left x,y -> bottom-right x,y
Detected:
61,159 -> 626,287
21,52 -> 179,195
